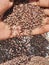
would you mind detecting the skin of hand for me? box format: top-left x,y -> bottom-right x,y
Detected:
0,0 -> 13,40
0,22 -> 11,40
0,0 -> 13,15
29,0 -> 49,35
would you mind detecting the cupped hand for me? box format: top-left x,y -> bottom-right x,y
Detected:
1,0 -> 49,40
29,0 -> 49,35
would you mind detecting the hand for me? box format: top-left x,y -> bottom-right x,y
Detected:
29,0 -> 49,35
0,0 -> 13,40
0,22 -> 11,40
0,0 -> 13,15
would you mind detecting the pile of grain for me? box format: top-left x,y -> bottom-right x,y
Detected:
3,3 -> 46,36
0,35 -> 49,64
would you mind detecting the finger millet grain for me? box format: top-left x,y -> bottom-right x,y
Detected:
3,3 -> 46,36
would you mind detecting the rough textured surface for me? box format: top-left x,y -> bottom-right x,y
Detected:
0,35 -> 49,64
3,3 -> 46,36
0,56 -> 49,65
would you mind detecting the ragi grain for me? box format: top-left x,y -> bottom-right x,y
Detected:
0,35 -> 49,64
3,3 -> 46,36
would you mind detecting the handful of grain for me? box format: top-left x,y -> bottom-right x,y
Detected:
3,3 -> 46,36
